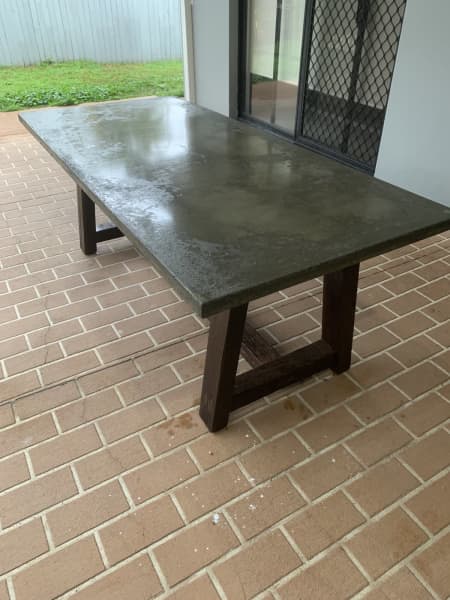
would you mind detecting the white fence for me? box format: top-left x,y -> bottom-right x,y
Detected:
0,0 -> 183,66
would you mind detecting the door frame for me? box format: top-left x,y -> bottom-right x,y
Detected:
180,0 -> 196,103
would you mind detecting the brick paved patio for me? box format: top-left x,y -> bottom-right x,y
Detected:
0,126 -> 449,599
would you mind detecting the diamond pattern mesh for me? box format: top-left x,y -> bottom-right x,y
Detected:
301,0 -> 407,170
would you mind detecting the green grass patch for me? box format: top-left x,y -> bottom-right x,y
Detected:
0,60 -> 184,111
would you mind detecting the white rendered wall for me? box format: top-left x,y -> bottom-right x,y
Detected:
375,0 -> 450,207
191,0 -> 232,116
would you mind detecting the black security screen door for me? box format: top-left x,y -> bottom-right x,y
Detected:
239,0 -> 407,173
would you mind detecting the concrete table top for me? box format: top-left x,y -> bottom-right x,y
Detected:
20,97 -> 450,317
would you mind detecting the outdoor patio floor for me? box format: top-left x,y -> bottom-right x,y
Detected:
0,127 -> 449,599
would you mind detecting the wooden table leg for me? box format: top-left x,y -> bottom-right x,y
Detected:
77,186 -> 97,255
322,263 -> 360,373
77,185 -> 125,255
199,264 -> 360,432
199,304 -> 248,432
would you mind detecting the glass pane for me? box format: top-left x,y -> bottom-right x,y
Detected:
246,0 -> 305,134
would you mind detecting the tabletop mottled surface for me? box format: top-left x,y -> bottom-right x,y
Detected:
20,98 -> 450,316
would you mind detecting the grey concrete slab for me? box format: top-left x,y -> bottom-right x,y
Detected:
20,97 -> 450,317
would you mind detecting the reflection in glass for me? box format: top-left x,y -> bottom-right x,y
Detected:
246,0 -> 305,134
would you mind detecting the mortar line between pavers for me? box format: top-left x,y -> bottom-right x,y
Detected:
401,504 -> 435,540
279,524 -> 308,564
57,547 -> 164,599
407,563 -> 442,600
340,487 -> 371,521
148,549 -> 170,595
1,327 -> 208,410
6,417 -> 444,552
206,568 -> 229,600
169,492 -> 189,527
275,523 -> 450,598
22,449 -> 35,479
93,530 -> 110,569
41,512 -> 55,553
1,381 -> 448,505
69,463 -> 84,495
0,276 -> 440,394
343,545 -> 374,583
6,577 -> 16,600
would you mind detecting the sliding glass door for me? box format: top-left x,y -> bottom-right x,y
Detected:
240,0 -> 407,173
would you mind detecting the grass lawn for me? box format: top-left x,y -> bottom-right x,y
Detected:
0,60 -> 184,111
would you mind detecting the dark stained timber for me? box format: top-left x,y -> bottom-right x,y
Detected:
322,264 -> 359,373
199,264 -> 360,432
77,187 -> 96,255
77,186 -> 124,254
232,339 -> 335,409
241,322 -> 279,367
199,305 -> 248,432
96,222 -> 124,243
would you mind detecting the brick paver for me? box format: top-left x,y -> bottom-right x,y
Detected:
0,130 -> 448,598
